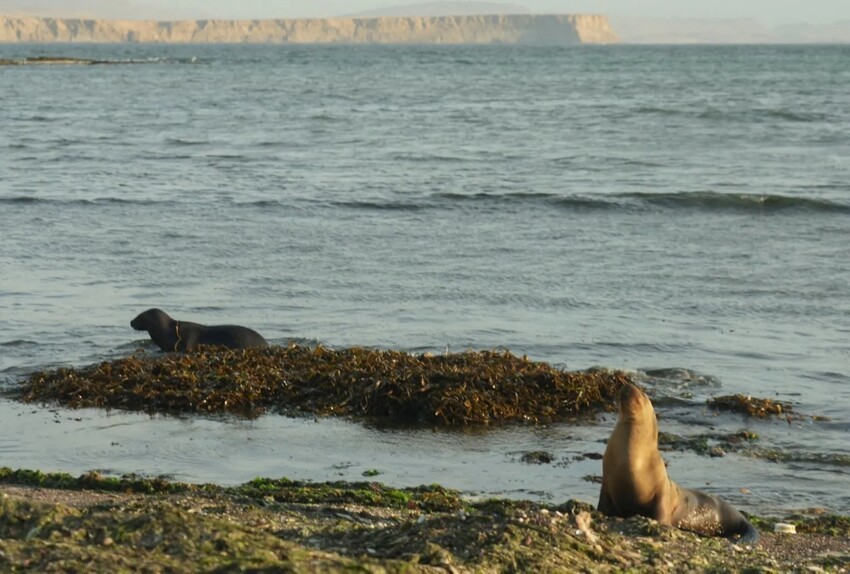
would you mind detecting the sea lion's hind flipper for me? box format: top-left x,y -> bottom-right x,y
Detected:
597,486 -> 615,515
734,520 -> 759,545
718,497 -> 759,545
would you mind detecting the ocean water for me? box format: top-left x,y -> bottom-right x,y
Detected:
1,43 -> 848,515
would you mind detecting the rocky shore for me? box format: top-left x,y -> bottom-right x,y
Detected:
1,468 -> 848,572
0,14 -> 619,44
5,348 -> 848,570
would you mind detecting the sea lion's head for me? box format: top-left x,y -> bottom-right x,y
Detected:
617,383 -> 656,425
131,308 -> 168,331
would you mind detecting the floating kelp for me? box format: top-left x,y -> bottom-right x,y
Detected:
18,345 -> 632,425
707,394 -> 795,418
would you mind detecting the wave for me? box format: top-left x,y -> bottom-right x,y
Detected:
0,196 -> 174,207
621,192 -> 850,214
327,199 -> 432,211
432,191 -> 612,210
634,105 -> 827,124
698,107 -> 827,124
3,191 -> 846,215
0,339 -> 39,348
165,138 -> 208,146
389,152 -> 468,163
550,155 -> 664,169
241,199 -> 284,208
634,105 -> 685,117
427,191 -> 850,214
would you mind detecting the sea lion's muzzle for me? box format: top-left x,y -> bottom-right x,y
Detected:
618,383 -> 650,414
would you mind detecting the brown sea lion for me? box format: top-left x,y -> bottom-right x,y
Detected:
598,383 -> 759,543
131,308 -> 268,352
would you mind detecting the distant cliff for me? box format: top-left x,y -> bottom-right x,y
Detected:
0,14 -> 619,44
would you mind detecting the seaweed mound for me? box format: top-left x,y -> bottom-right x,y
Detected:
19,345 -> 631,425
707,394 -> 794,418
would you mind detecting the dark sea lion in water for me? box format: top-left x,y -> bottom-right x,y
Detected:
598,383 -> 759,544
130,308 -> 268,352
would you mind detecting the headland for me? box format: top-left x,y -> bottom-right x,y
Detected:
0,14 -> 618,44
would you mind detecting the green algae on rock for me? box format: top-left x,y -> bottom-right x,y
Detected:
18,345 -> 631,425
0,467 -> 462,513
2,468 -> 850,573
237,477 -> 463,512
0,467 -> 190,496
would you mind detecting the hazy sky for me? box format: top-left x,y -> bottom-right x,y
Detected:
130,0 -> 850,25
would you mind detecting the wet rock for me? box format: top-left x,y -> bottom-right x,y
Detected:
519,451 -> 555,464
